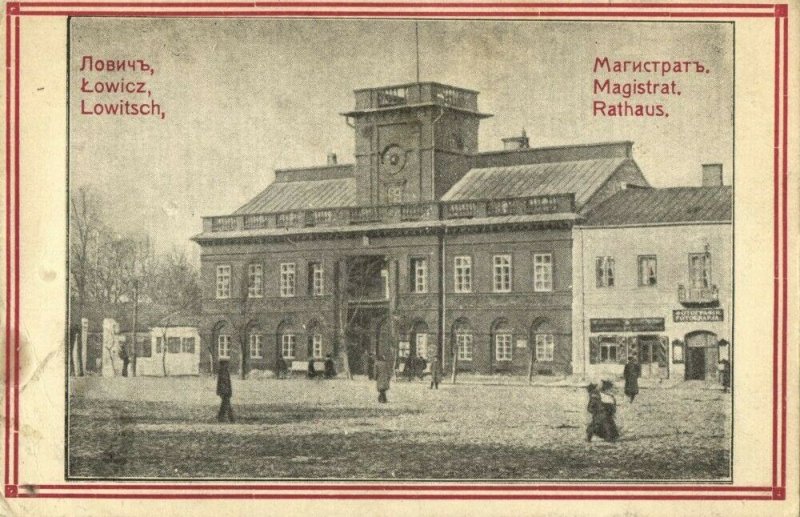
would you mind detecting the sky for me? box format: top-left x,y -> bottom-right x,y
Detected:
69,18 -> 733,262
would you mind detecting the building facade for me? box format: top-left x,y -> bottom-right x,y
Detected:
571,174 -> 733,381
193,81 -> 650,376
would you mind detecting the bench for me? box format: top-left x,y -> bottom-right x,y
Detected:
290,360 -> 327,377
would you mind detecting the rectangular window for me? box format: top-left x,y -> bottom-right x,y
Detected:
595,256 -> 615,288
456,333 -> 473,361
280,263 -> 296,297
218,335 -> 231,359
533,253 -> 553,292
281,334 -> 296,359
215,265 -> 231,299
454,256 -> 472,293
135,336 -> 152,358
249,334 -> 263,359
167,337 -> 181,354
535,334 -> 555,362
247,264 -> 263,298
495,333 -> 513,361
493,255 -> 512,292
415,333 -> 428,359
307,262 -> 324,296
638,255 -> 658,286
689,253 -> 712,288
599,338 -> 618,363
181,337 -> 195,354
410,258 -> 428,293
312,334 -> 323,359
398,341 -> 411,358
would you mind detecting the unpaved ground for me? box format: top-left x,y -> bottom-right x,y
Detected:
68,375 -> 730,480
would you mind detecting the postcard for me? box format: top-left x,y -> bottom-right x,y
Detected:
1,2 -> 797,516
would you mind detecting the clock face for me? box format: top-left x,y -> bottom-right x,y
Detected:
381,144 -> 407,175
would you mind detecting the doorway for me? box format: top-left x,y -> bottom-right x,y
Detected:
684,331 -> 718,380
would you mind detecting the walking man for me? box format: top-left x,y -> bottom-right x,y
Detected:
623,356 -> 641,403
429,356 -> 441,389
375,354 -> 392,403
216,358 -> 234,422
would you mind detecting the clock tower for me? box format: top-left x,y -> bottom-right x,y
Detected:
342,82 -> 492,206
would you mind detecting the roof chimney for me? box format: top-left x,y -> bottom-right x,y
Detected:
501,129 -> 530,150
702,163 -> 723,187
327,152 -> 338,166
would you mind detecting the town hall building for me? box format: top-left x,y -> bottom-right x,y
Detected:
192,81 -> 651,376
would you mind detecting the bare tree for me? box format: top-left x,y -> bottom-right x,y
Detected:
69,187 -> 106,376
149,250 -> 202,377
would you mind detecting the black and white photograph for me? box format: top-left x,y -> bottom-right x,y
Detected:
66,17 -> 734,481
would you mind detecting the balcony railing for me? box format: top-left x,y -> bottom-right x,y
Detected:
678,284 -> 720,306
201,194 -> 575,234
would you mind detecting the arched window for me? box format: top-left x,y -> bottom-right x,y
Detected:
306,320 -> 325,359
411,321 -> 429,359
452,318 -> 473,362
277,320 -> 298,360
531,319 -> 554,363
492,319 -> 513,362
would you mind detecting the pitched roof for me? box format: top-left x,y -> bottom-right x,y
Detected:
583,186 -> 732,226
441,158 -> 629,209
234,176 -> 357,214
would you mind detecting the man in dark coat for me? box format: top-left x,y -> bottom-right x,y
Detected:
216,359 -> 234,422
276,356 -> 288,379
324,354 -> 336,379
375,355 -> 392,403
718,359 -> 731,393
307,357 -> 317,379
623,356 -> 641,402
362,349 -> 374,380
429,356 -> 441,389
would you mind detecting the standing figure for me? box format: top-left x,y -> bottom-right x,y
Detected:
216,359 -> 234,423
375,355 -> 392,403
307,357 -> 317,379
275,355 -> 288,379
718,359 -> 731,393
363,349 -> 375,380
324,354 -> 337,379
429,356 -> 441,389
586,381 -> 619,442
623,356 -> 641,402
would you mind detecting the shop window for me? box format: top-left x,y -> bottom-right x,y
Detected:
599,338 -> 618,362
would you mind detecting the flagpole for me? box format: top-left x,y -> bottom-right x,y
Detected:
415,21 -> 420,83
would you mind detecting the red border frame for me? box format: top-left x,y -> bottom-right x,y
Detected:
2,1 -> 790,501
